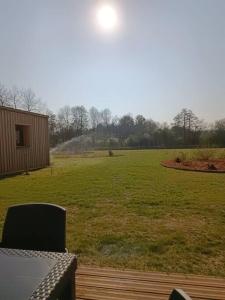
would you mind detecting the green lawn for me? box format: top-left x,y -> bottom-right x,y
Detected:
1,149 -> 225,277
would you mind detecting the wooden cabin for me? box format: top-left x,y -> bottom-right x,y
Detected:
0,106 -> 49,176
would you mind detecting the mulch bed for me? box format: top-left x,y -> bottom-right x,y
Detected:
161,159 -> 225,173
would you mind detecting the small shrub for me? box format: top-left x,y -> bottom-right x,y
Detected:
193,149 -> 215,161
108,150 -> 114,157
208,163 -> 217,170
175,157 -> 181,163
174,151 -> 187,163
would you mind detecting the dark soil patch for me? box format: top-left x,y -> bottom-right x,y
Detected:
162,159 -> 225,173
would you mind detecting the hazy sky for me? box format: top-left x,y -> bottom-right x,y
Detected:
0,0 -> 225,122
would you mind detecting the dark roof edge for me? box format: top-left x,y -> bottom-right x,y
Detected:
0,105 -> 49,118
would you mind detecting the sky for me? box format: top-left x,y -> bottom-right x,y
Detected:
0,0 -> 225,123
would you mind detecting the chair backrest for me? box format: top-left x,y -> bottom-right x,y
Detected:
169,289 -> 192,300
1,203 -> 66,252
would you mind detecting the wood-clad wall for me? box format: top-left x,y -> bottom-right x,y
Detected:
0,107 -> 49,175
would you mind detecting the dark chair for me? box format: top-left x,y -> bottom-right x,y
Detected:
169,288 -> 192,300
1,203 -> 66,252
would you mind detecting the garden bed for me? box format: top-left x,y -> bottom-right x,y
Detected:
162,159 -> 225,173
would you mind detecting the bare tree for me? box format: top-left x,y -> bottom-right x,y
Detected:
21,88 -> 41,112
46,109 -> 58,146
101,108 -> 112,126
111,115 -> 119,126
57,106 -> 73,141
58,105 -> 72,129
0,83 -> 9,106
89,106 -> 101,129
71,106 -> 88,135
173,108 -> 201,144
8,86 -> 21,109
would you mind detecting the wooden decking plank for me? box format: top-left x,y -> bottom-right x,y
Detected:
76,266 -> 225,300
76,286 -> 168,300
76,286 -> 205,300
78,266 -> 225,288
79,274 -> 225,293
78,266 -> 225,283
77,277 -> 224,300
77,274 -> 225,295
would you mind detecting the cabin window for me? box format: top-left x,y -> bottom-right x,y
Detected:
15,125 -> 30,147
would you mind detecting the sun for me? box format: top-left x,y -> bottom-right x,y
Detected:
96,4 -> 118,32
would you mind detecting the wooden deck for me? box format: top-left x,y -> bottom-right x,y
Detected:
76,266 -> 225,300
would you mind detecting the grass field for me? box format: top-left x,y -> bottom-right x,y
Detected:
1,149 -> 225,277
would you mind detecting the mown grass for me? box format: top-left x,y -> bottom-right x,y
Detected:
1,149 -> 225,277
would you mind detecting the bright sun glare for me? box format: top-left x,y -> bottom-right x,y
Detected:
96,4 -> 118,32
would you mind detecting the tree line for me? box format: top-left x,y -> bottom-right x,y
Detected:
49,106 -> 225,149
0,83 -> 46,112
0,82 -> 225,149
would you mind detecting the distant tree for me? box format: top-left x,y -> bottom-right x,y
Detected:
0,83 -> 9,106
145,119 -> 158,134
47,110 -> 57,131
47,110 -> 58,146
199,130 -> 213,147
71,105 -> 89,135
215,118 -> 225,131
135,114 -> 146,126
101,108 -> 112,126
173,108 -> 188,143
213,118 -> 225,146
71,106 -> 80,134
119,115 -> 135,140
89,106 -> 101,129
119,115 -> 134,127
156,123 -> 175,147
57,105 -> 73,141
111,115 -> 120,126
135,115 -> 146,134
109,115 -> 120,138
173,108 -> 201,145
58,105 -> 72,129
21,88 -> 41,112
8,86 -> 21,109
